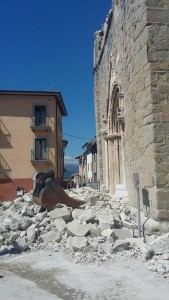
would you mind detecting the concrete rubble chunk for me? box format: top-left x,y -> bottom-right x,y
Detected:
40,229 -> 61,244
11,200 -> 27,212
112,239 -> 131,253
122,221 -> 136,230
84,195 -> 98,206
33,205 -> 41,215
2,201 -> 13,210
88,238 -> 98,251
66,236 -> 73,250
0,224 -> 7,234
49,207 -> 71,222
71,237 -> 88,252
3,217 -> 12,230
101,228 -> 116,238
97,236 -> 106,243
79,210 -> 95,223
26,224 -> 38,244
148,233 -> 169,255
83,245 -> 94,254
67,220 -> 90,237
19,217 -> 33,231
53,218 -> 67,233
98,243 -> 113,254
8,233 -> 20,244
21,207 -> 34,217
35,211 -> 48,222
20,231 -> 26,238
120,212 -> 135,229
9,218 -> 21,231
0,235 -> 5,244
72,208 -> 84,220
90,227 -> 101,237
113,228 -> 133,239
144,219 -> 161,235
45,224 -> 56,232
162,253 -> 169,260
13,237 -> 29,251
39,217 -> 50,227
120,212 -> 129,222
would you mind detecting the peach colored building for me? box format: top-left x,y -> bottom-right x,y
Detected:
0,90 -> 67,201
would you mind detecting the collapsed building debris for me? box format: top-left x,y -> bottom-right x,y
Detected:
0,187 -> 169,278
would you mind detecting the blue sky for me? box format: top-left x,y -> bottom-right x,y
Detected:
0,0 -> 112,161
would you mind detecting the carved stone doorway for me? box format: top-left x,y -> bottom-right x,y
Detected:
107,86 -> 126,196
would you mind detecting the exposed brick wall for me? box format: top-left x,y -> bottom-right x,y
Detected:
0,178 -> 32,202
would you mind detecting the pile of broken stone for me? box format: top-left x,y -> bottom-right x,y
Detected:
0,187 -> 169,278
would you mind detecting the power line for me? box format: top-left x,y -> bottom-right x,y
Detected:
63,132 -> 91,140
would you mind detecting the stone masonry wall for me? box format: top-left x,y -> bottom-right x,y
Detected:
94,0 -> 169,220
94,10 -> 113,185
148,0 -> 169,220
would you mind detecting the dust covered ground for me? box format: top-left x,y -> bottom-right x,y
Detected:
0,250 -> 169,300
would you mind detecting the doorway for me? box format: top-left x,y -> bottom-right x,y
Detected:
35,138 -> 47,160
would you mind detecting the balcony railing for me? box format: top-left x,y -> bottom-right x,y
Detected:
30,116 -> 50,131
31,149 -> 51,164
0,153 -> 11,171
0,119 -> 11,144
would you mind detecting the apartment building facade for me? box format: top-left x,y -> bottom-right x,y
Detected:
76,139 -> 97,186
0,90 -> 67,201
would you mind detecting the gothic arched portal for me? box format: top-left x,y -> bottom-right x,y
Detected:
107,85 -> 126,195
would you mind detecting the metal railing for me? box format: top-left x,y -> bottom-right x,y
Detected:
0,153 -> 11,171
31,149 -> 49,162
31,116 -> 49,128
0,119 -> 11,143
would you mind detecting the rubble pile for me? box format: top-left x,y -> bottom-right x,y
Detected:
0,187 -> 169,278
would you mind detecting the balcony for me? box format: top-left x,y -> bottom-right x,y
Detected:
31,149 -> 52,164
0,153 -> 11,179
30,116 -> 50,131
0,119 -> 11,146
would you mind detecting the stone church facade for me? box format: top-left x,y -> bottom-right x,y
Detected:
94,0 -> 169,221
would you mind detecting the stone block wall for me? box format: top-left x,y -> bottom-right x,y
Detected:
94,0 -> 169,220
147,0 -> 169,219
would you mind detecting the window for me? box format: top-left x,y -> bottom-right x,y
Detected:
35,138 -> 47,160
35,105 -> 46,126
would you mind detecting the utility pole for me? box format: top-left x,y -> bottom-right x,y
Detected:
133,173 -> 141,238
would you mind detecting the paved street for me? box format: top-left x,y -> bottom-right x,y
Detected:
0,250 -> 169,300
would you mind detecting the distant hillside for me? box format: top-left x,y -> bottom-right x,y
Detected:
64,163 -> 79,179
